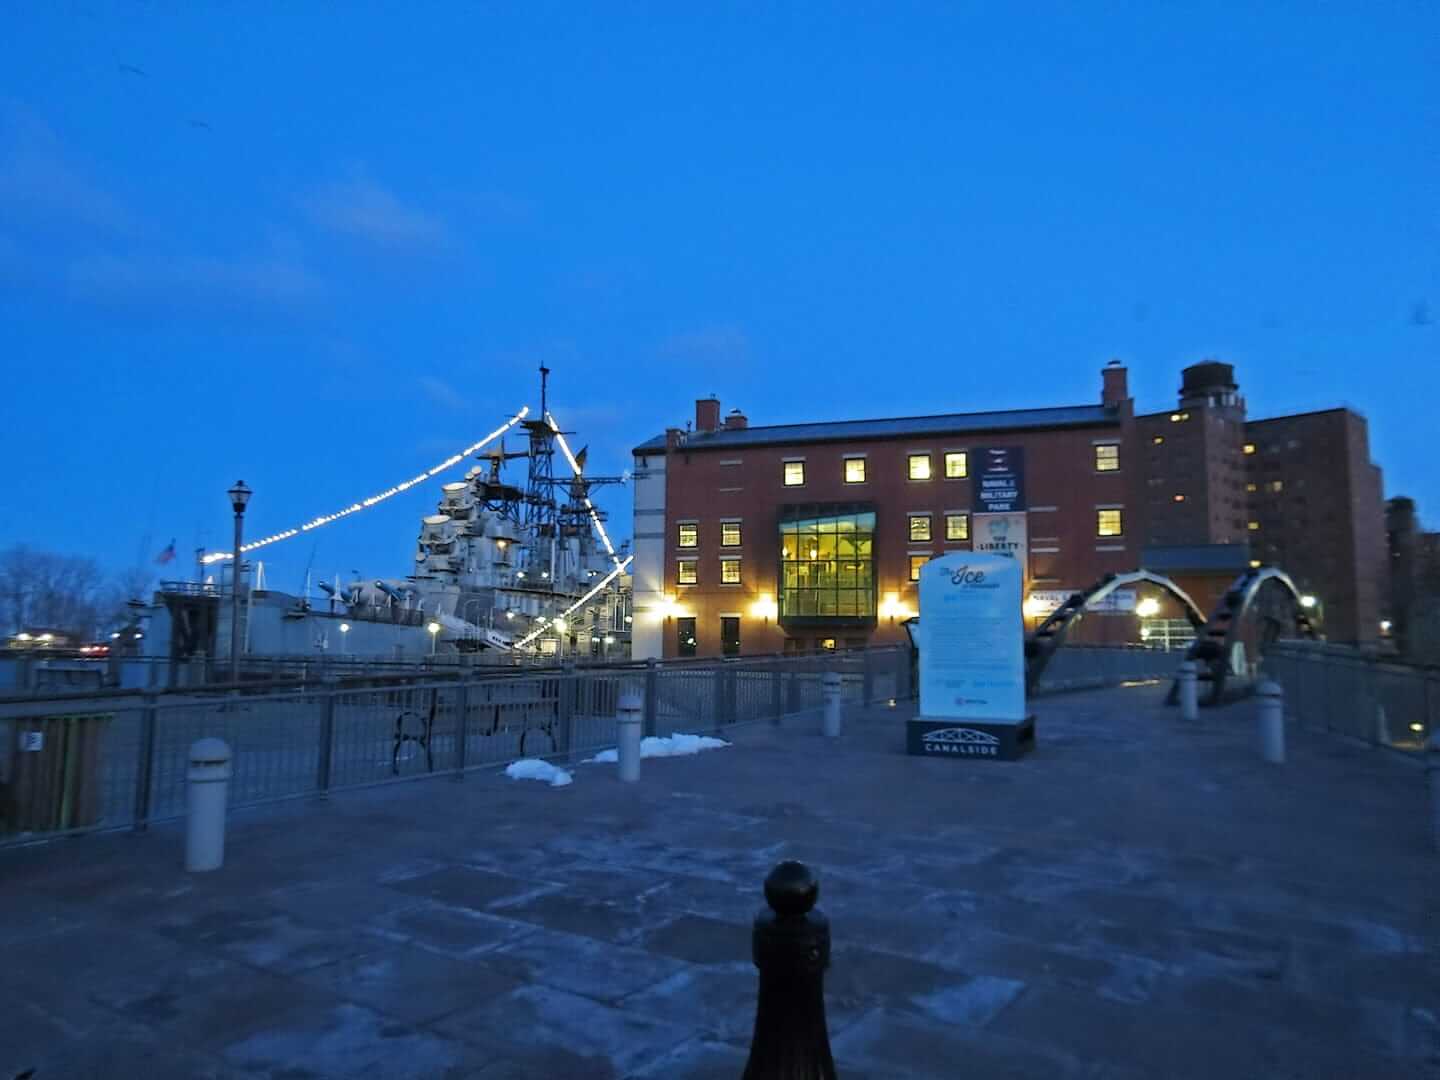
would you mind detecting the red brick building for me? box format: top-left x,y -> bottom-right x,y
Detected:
631,361 -> 1386,658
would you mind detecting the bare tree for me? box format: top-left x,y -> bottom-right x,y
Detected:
0,545 -> 115,637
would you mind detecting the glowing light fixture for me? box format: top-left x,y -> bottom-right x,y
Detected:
513,555 -> 634,650
1300,595 -> 1317,609
339,622 -> 351,633
1136,597 -> 1161,618
553,618 -> 567,634
750,594 -> 778,624
16,632 -> 30,641
1411,722 -> 1425,733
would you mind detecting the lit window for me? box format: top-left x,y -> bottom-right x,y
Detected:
944,451 -> 967,478
908,554 -> 929,581
1094,444 -> 1120,472
721,521 -> 742,546
677,559 -> 697,585
945,513 -> 969,541
783,461 -> 805,486
720,558 -> 741,585
1243,443 -> 1256,455
1247,521 -> 1260,531
1249,559 -> 1262,569
844,457 -> 866,483
1152,435 -> 1165,446
908,454 -> 932,481
819,638 -> 837,651
1270,480 -> 1283,493
1173,494 -> 1186,502
1096,509 -> 1124,537
1246,482 -> 1258,492
909,515 -> 931,542
678,523 -> 698,548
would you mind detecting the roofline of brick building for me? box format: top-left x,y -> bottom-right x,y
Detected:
632,402 -> 1121,455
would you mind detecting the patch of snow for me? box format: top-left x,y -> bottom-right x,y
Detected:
504,758 -> 573,787
585,732 -> 730,764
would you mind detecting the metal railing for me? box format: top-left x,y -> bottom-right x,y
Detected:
0,642 -> 1184,848
1261,641 -> 1437,753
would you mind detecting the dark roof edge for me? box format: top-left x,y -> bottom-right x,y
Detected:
631,403 -> 1115,456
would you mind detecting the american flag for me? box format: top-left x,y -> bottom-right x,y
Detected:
155,539 -> 177,565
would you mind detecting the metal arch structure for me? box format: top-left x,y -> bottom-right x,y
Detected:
1169,566 -> 1319,705
1024,570 -> 1207,692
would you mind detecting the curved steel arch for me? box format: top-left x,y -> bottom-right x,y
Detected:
1172,566 -> 1319,705
1024,570 -> 1207,692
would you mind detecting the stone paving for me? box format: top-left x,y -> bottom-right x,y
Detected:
1,683 -> 1437,1078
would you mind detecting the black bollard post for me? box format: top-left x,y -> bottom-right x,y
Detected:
742,861 -> 837,1080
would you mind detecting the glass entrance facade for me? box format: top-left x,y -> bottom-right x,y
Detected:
778,504 -> 877,625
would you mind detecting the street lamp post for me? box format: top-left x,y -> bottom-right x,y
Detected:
227,481 -> 252,682
427,621 -> 441,656
339,622 -> 351,655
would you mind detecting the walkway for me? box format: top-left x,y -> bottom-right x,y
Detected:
1,684 -> 1435,1078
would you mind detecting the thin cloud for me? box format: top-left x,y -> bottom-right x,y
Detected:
304,175 -> 448,252
658,324 -> 750,367
419,375 -> 468,410
0,102 -> 134,234
68,251 -> 324,311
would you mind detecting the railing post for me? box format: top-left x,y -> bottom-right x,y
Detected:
558,669 -> 575,757
132,693 -> 158,832
743,861 -> 836,1080
1427,731 -> 1440,854
862,649 -> 875,706
771,658 -> 783,725
454,678 -> 469,777
822,671 -> 842,737
643,658 -> 659,738
317,688 -> 336,796
723,665 -> 738,726
1257,680 -> 1285,764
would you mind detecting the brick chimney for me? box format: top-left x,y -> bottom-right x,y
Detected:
696,395 -> 720,433
723,408 -> 748,430
1101,360 -> 1129,406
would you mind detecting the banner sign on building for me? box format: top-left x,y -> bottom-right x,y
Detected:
973,512 -> 1027,563
1026,588 -> 1137,617
974,447 -> 1026,513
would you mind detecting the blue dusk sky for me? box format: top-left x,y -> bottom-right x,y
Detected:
1,3 -> 1433,590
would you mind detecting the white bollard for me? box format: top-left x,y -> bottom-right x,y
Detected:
1178,661 -> 1199,721
185,737 -> 233,872
1427,732 -> 1440,854
616,692 -> 643,783
1256,680 -> 1285,765
822,671 -> 842,738
1375,706 -> 1389,748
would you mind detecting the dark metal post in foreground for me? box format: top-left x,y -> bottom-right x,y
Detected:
743,861 -> 836,1080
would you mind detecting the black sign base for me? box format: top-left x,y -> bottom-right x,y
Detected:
907,715 -> 1036,762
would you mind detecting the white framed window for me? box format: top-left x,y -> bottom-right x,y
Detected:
908,514 -> 932,542
721,521 -> 742,546
908,453 -> 932,481
844,457 -> 866,484
944,451 -> 967,478
1096,509 -> 1124,537
945,513 -> 969,541
1094,443 -> 1120,472
783,461 -> 805,486
720,558 -> 741,585
677,522 -> 698,548
677,559 -> 698,585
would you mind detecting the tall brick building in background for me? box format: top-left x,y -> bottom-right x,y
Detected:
631,361 -> 1388,659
